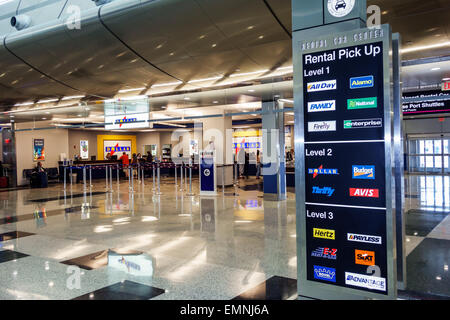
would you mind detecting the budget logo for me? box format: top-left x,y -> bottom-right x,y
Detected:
311,247 -> 337,260
313,228 -> 335,240
314,266 -> 336,282
345,272 -> 386,291
308,121 -> 336,132
308,165 -> 338,178
312,186 -> 335,197
355,250 -> 375,266
347,97 -> 377,110
307,80 -> 337,92
307,100 -> 336,113
344,118 -> 382,129
352,165 -> 375,180
349,188 -> 379,198
350,76 -> 374,89
347,233 -> 382,245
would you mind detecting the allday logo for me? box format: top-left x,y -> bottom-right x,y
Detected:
311,247 -> 337,260
347,233 -> 382,244
308,165 -> 338,178
347,97 -> 377,110
349,188 -> 379,198
307,100 -> 336,112
312,186 -> 335,197
308,121 -> 336,132
314,266 -> 336,282
307,80 -> 337,92
345,272 -> 386,291
352,165 -> 375,180
350,75 -> 374,89
344,118 -> 382,129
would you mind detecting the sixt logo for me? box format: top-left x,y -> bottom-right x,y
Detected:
355,250 -> 375,266
312,186 -> 335,197
311,247 -> 337,260
307,80 -> 337,92
349,188 -> 379,198
352,165 -> 375,180
115,117 -> 138,127
308,165 -> 338,178
313,266 -> 336,282
350,75 -> 374,89
307,100 -> 336,112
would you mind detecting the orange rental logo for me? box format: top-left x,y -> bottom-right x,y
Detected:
355,250 -> 375,266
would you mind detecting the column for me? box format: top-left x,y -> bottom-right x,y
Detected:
262,100 -> 286,201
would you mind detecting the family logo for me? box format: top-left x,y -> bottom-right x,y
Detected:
307,100 -> 336,112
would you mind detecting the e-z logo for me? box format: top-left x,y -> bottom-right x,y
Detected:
311,247 -> 337,260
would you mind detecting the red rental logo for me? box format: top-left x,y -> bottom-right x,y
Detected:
349,188 -> 379,198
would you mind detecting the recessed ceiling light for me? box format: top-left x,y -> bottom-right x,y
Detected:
213,101 -> 219,104
184,97 -> 190,100
431,67 -> 441,71
211,44 -> 217,48
247,26 -> 254,30
248,89 -> 255,92
258,35 -> 264,39
382,10 -> 388,15
42,118 -> 47,120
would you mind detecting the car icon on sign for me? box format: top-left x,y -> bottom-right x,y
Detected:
335,0 -> 347,10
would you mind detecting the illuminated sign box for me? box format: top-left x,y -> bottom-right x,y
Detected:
105,113 -> 149,130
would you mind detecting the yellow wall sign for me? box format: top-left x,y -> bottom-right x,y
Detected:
313,228 -> 335,240
233,129 -> 262,138
97,135 -> 137,160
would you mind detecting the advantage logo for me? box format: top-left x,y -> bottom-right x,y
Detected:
307,100 -> 336,113
312,186 -> 335,197
350,75 -> 374,89
355,250 -> 375,266
308,165 -> 339,178
308,121 -> 336,132
344,118 -> 382,129
313,228 -> 335,240
349,188 -> 379,198
307,80 -> 337,92
352,165 -> 375,180
347,233 -> 382,245
311,247 -> 337,260
314,266 -> 336,283
347,97 -> 377,110
345,272 -> 386,291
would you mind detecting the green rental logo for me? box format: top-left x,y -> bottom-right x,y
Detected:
347,97 -> 377,110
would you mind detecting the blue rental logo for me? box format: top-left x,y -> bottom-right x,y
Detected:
352,165 -> 375,179
313,265 -> 336,282
350,75 -> 374,89
312,186 -> 335,197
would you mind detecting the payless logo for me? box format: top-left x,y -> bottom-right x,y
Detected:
350,75 -> 374,89
313,228 -> 335,240
308,121 -> 336,132
347,97 -> 377,110
352,165 -> 375,180
307,80 -> 337,92
308,165 -> 339,178
349,188 -> 379,198
355,250 -> 375,266
307,100 -> 336,112
348,233 -> 382,245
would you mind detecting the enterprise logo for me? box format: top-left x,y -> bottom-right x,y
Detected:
313,228 -> 335,240
347,97 -> 377,110
308,165 -> 339,178
347,233 -> 382,244
352,165 -> 375,180
344,118 -> 382,129
345,272 -> 386,292
307,80 -> 337,92
311,247 -> 337,260
314,266 -> 336,283
350,75 -> 374,89
307,100 -> 336,113
349,188 -> 379,198
308,121 -> 336,132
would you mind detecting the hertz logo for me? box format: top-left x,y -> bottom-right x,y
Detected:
313,228 -> 335,240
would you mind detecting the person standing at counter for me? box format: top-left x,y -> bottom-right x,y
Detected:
256,150 -> 261,179
120,152 -> 129,178
105,152 -> 112,160
146,151 -> 153,163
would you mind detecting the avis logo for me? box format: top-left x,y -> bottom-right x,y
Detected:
349,188 -> 379,198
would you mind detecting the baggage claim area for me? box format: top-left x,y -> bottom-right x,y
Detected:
0,0 -> 448,306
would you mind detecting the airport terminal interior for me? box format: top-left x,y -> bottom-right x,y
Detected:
0,0 -> 449,301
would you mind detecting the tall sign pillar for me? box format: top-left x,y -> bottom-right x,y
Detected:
293,0 -> 398,299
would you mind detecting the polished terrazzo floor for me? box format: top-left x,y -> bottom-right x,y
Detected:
0,174 -> 447,300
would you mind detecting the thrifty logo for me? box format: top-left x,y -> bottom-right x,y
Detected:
312,186 -> 335,197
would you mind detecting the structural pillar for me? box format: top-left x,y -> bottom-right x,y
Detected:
262,100 -> 286,201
